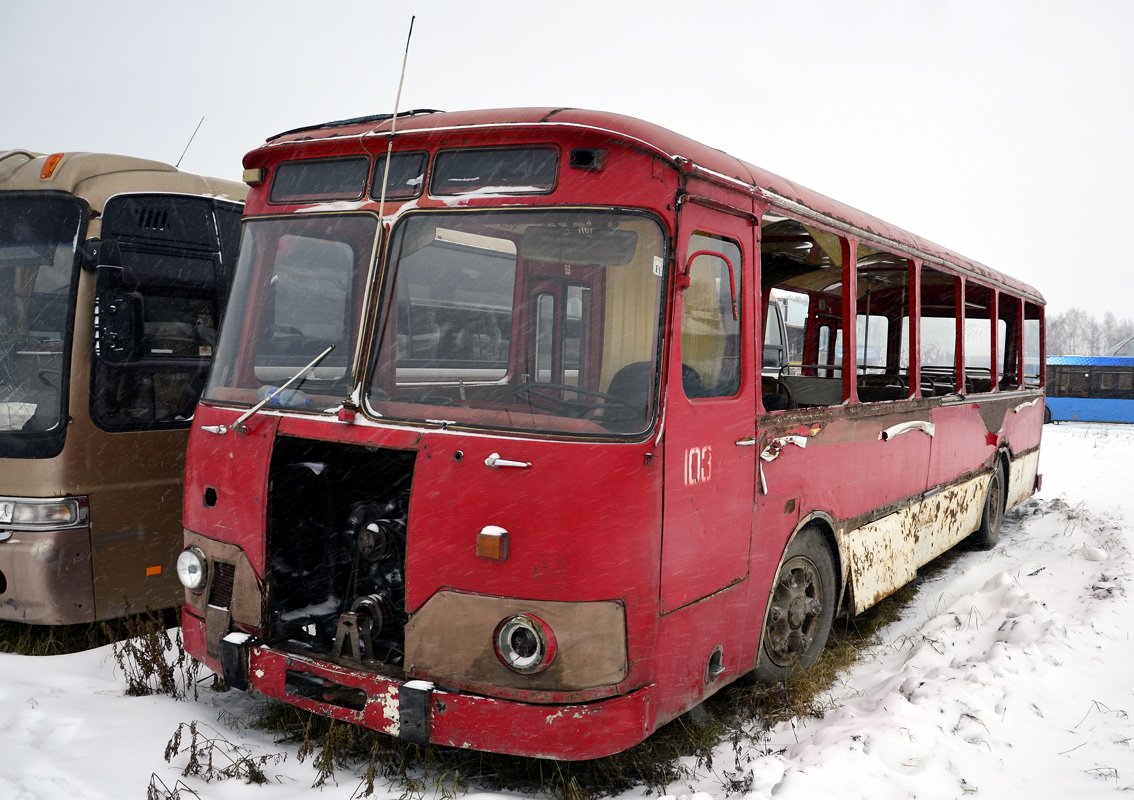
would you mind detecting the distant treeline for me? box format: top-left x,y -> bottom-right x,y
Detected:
1046,309 -> 1134,356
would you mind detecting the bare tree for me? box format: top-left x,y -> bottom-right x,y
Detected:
1046,308 -> 1134,356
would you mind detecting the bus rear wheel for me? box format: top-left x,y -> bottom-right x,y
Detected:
970,459 -> 1006,551
754,526 -> 836,685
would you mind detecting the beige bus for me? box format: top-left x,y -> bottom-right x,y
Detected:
0,149 -> 246,624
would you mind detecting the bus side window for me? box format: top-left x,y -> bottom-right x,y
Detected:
1024,302 -> 1043,387
681,234 -> 741,399
759,210 -> 846,408
856,248 -> 912,402
964,282 -> 994,394
919,264 -> 960,396
763,298 -> 786,371
997,293 -> 1021,390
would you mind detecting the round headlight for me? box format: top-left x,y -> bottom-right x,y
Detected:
494,614 -> 557,674
176,546 -> 208,592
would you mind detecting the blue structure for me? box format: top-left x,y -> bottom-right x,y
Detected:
1046,355 -> 1134,423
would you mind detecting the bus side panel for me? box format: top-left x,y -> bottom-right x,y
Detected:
646,581 -> 761,727
758,408 -> 932,525
87,428 -> 188,619
1000,394 -> 1044,509
927,402 -> 999,489
1046,396 -> 1134,423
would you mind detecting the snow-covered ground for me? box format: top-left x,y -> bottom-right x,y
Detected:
1,423 -> 1131,799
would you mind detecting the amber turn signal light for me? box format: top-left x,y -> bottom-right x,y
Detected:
476,525 -> 508,560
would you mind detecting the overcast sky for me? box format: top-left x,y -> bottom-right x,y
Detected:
4,0 -> 1131,319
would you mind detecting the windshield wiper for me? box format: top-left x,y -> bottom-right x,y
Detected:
217,344 -> 335,435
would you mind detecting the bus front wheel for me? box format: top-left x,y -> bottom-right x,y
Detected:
753,526 -> 837,685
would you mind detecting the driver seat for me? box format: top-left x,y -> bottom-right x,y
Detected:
603,361 -> 652,432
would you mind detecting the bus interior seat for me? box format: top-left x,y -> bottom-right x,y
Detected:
681,364 -> 707,398
762,386 -> 791,411
780,374 -> 842,407
603,361 -> 652,431
602,362 -> 708,430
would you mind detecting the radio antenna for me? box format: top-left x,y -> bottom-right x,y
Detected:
175,116 -> 205,169
376,16 -> 415,220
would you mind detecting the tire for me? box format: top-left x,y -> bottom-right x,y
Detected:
753,525 -> 837,685
1043,405 -> 1052,424
969,458 -> 1006,550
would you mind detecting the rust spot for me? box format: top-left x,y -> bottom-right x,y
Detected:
784,498 -> 796,515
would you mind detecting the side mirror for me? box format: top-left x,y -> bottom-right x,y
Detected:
81,238 -> 122,272
763,343 -> 786,370
95,266 -> 144,363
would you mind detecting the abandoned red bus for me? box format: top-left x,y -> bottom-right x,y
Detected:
178,108 -> 1045,760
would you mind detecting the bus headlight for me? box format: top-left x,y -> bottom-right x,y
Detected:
0,496 -> 88,529
176,546 -> 208,592
494,614 -> 557,674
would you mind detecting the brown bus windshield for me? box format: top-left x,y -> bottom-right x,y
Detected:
0,194 -> 84,452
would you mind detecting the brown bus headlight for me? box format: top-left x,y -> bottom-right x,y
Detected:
0,496 -> 88,530
176,546 -> 208,592
494,614 -> 557,674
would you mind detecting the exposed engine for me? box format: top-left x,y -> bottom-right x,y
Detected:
266,437 -> 415,668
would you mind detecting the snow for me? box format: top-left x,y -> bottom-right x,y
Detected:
1,423 -> 1132,798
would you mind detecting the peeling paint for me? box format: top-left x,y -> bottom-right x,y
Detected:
378,685 -> 400,736
840,472 -> 989,614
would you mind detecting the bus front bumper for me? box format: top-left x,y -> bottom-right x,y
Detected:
0,526 -> 96,625
188,616 -> 655,761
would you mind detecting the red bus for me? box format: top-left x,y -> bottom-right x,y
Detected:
178,109 -> 1045,760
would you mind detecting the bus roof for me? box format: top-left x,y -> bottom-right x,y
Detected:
0,149 -> 247,213
257,107 -> 1042,304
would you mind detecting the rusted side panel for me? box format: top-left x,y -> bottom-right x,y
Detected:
839,508 -> 918,613
841,473 -> 987,614
1006,449 -> 1041,510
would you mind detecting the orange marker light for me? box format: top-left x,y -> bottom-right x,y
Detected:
40,153 -> 64,180
476,526 -> 508,560
146,565 -> 162,576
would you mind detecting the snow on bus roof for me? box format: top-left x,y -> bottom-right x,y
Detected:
258,107 -> 1042,303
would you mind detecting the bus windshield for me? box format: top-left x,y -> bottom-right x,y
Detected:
203,213 -> 379,409
0,194 -> 83,436
368,209 -> 667,436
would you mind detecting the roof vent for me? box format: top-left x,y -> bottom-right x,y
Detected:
136,207 -> 170,232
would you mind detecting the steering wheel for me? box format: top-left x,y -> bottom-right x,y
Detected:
512,382 -> 639,419
762,377 -> 797,410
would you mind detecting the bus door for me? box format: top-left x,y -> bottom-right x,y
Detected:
86,193 -> 236,617
661,213 -> 755,613
524,262 -> 601,389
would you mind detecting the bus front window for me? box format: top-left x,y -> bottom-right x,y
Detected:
0,195 -> 83,440
203,213 -> 379,409
367,210 -> 667,436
